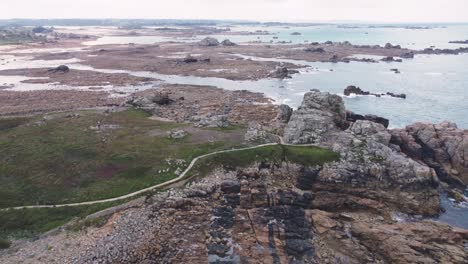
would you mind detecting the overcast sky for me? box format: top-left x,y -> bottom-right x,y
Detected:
1,0 -> 467,23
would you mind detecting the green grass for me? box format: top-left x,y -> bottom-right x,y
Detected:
0,202 -> 121,239
186,144 -> 339,180
0,238 -> 11,249
0,108 -> 339,240
0,109 -> 245,208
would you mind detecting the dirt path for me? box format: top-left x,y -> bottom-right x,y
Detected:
2,142 -> 316,211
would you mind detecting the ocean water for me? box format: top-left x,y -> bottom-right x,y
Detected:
223,24 -> 468,50
83,24 -> 468,50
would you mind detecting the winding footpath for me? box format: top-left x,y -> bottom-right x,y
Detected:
2,142 -> 314,211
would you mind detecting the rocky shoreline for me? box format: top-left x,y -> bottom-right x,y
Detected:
1,89 -> 466,263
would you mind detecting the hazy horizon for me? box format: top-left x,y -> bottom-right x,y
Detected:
1,0 -> 467,23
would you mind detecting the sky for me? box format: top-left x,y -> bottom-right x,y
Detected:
0,0 -> 467,23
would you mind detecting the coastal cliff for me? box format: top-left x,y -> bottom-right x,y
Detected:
2,90 -> 466,264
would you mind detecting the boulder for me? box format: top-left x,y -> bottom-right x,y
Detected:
198,37 -> 219,47
277,104 -> 293,123
48,65 -> 70,73
221,39 -> 236,46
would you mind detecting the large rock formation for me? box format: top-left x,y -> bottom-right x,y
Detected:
283,89 -> 347,144
390,121 -> 468,188
284,90 -> 441,215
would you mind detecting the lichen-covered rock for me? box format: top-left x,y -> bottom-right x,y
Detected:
283,89 -> 347,144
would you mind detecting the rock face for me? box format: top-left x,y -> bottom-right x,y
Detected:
390,121 -> 468,188
198,37 -> 220,47
283,89 -> 347,144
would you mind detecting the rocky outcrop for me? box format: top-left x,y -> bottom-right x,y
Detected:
221,39 -> 236,46
268,66 -> 299,79
384,43 -> 401,49
449,40 -> 468,44
390,121 -> 468,188
284,90 -> 440,216
419,47 -> 468,55
198,37 -> 220,47
344,85 -> 406,99
283,89 -> 347,144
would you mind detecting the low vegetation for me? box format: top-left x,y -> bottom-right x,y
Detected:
0,109 -> 246,208
0,108 -> 339,241
0,202 -> 121,239
187,144 -> 340,180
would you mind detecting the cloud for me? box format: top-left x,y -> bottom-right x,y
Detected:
0,0 -> 467,22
